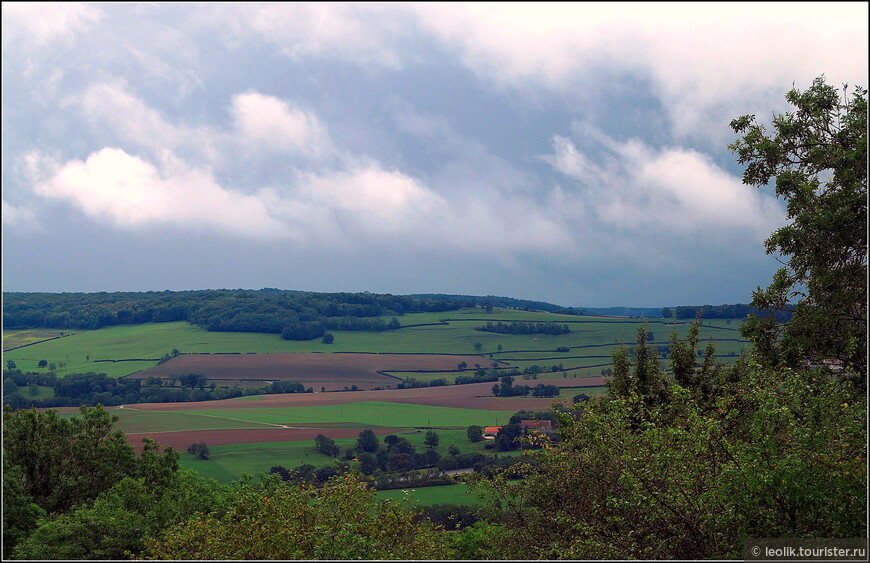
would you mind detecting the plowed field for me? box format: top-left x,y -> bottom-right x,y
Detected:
122,377 -> 597,412
129,352 -> 498,391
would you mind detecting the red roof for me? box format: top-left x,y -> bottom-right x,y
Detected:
483,426 -> 502,434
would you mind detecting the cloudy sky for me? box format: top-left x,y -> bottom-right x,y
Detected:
2,3 -> 867,307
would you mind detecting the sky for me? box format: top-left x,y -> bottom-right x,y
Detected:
2,2 -> 867,308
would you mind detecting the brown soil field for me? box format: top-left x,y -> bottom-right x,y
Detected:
128,353 -> 496,391
126,426 -> 404,454
122,377 -> 601,413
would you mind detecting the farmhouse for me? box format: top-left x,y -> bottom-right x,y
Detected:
483,426 -> 501,439
518,420 -> 552,432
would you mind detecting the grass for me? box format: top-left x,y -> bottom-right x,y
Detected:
22,308 -> 751,488
86,404 -> 517,436
179,440 -> 346,483
177,428 -> 501,485
3,329 -> 84,352
2,308 -> 750,379
108,407 -> 274,434
172,402 -> 519,429
376,483 -> 480,506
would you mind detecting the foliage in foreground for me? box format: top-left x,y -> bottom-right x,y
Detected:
466,338 -> 866,559
141,472 -> 455,560
472,312 -> 867,559
729,76 -> 867,380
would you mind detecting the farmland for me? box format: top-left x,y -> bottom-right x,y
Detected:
7,305 -> 750,498
3,307 -> 747,379
129,352 -> 496,391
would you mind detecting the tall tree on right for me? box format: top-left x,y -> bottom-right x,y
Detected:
728,76 -> 867,384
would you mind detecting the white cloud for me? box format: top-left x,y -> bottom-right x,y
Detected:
544,132 -> 785,240
231,92 -> 329,157
74,81 -> 218,164
27,148 -> 288,239
2,2 -> 101,47
2,200 -> 42,232
208,3 -> 412,68
414,3 -> 868,139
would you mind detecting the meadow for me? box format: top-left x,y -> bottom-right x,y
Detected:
375,483 -> 478,506
176,427 -> 504,485
9,306 -> 750,503
3,308 -> 749,379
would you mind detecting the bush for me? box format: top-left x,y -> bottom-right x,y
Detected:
186,442 -> 209,460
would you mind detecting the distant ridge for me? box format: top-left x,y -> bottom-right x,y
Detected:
406,294 -> 584,316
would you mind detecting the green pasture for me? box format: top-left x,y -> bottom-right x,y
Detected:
93,402 -> 516,436
55,406 -> 273,433
3,329 -> 84,352
555,386 -> 609,399
172,401 -> 517,429
179,439 -> 346,483
178,427 -> 500,485
2,308 -> 749,380
376,483 -> 479,506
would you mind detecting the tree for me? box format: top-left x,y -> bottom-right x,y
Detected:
186,442 -> 209,460
314,434 -> 340,457
142,473 -> 455,559
12,469 -> 226,560
357,453 -> 378,475
3,406 -> 143,515
424,430 -> 440,448
6,360 -> 16,370
467,425 -> 484,443
321,333 -> 334,344
661,307 -> 673,318
728,76 -> 867,381
468,364 -> 865,559
3,455 -> 46,555
494,423 -> 523,451
38,360 -> 48,368
356,428 -> 379,453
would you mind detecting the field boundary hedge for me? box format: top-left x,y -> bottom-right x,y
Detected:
3,335 -> 70,352
93,358 -> 162,363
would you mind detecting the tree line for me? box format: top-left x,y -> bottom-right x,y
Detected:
2,369 -> 311,410
475,321 -> 571,335
668,303 -> 794,322
2,289 -> 472,337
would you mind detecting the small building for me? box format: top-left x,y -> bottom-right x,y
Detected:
483,426 -> 502,439
519,420 -> 552,432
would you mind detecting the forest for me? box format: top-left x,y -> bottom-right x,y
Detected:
2,289 -> 473,334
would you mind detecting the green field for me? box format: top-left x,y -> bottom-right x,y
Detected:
108,407 -> 274,433
68,404 -> 516,435
2,307 -> 750,380
376,483 -> 479,506
178,427 -> 503,485
9,307 -> 750,487
172,402 -> 518,429
2,329 -> 85,352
